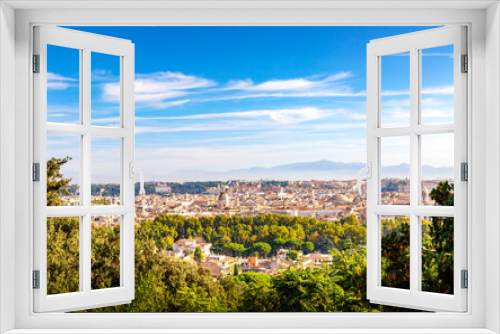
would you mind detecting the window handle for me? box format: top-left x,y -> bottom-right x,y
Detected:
356,162 -> 372,195
129,161 -> 146,195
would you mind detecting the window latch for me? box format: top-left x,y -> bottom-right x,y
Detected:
356,162 -> 372,195
130,162 -> 146,195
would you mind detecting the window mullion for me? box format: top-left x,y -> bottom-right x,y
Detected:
409,47 -> 420,294
81,47 -> 92,294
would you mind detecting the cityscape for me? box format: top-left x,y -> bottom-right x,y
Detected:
59,177 -> 446,280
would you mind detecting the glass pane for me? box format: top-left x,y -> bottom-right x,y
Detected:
47,216 -> 80,295
47,45 -> 80,124
381,215 -> 410,290
381,52 -> 410,128
47,133 -> 80,206
381,136 -> 410,205
421,133 -> 454,206
91,52 -> 121,127
91,215 -> 121,290
421,45 -> 454,124
421,216 -> 454,294
91,137 -> 121,205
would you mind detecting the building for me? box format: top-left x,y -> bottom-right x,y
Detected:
172,238 -> 212,257
155,182 -> 172,194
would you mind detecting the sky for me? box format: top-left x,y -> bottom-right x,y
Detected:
45,26 -> 455,183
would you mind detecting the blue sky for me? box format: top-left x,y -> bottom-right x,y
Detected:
46,26 -> 454,183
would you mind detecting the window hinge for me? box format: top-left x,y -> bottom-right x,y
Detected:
461,162 -> 468,181
33,163 -> 40,182
33,54 -> 40,73
33,270 -> 40,289
461,270 -> 468,289
461,54 -> 468,73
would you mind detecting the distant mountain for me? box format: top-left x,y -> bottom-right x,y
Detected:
166,160 -> 453,182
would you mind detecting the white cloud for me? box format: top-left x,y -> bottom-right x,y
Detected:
223,72 -> 352,92
101,71 -> 363,108
422,86 -> 454,95
135,118 -> 365,134
199,90 -> 365,102
92,69 -> 116,82
138,107 -> 331,123
102,71 -> 216,108
47,72 -> 78,90
136,106 -> 365,126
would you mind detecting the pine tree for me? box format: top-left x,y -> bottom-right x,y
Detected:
194,247 -> 203,263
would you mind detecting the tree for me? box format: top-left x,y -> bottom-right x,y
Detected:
252,242 -> 271,257
224,243 -> 246,257
47,156 -> 72,206
184,248 -> 193,256
302,241 -> 314,254
271,267 -> 343,312
194,247 -> 203,263
422,181 -> 454,294
288,250 -> 299,261
381,221 -> 410,289
286,238 -> 304,250
233,264 -> 239,276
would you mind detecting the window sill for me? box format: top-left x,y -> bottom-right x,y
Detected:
3,330 -> 497,334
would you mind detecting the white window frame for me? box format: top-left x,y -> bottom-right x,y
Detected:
366,26 -> 467,312
32,26 -> 136,312
1,2 -> 498,333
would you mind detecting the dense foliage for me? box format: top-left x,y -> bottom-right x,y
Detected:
138,212 -> 367,258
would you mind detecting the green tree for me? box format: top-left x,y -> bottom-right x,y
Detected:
47,156 -> 72,206
224,243 -> 246,257
252,242 -> 272,257
422,181 -> 454,294
288,250 -> 299,261
302,241 -> 314,254
194,247 -> 203,263
381,221 -> 410,289
271,267 -> 343,312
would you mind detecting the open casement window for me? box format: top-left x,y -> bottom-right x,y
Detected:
365,26 -> 467,312
33,26 -> 135,312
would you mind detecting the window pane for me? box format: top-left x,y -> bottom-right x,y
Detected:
421,216 -> 454,294
91,137 -> 121,205
47,45 -> 80,124
421,45 -> 454,124
91,215 -> 121,290
47,216 -> 80,295
381,136 -> 410,205
421,133 -> 454,206
91,52 -> 121,127
381,215 -> 410,290
381,52 -> 410,128
47,133 -> 80,206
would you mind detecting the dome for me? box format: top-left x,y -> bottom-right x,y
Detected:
218,192 -> 229,202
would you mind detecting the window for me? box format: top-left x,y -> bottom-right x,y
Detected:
5,3 -> 495,332
365,26 -> 467,312
33,26 -> 136,312
34,24 -> 467,314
